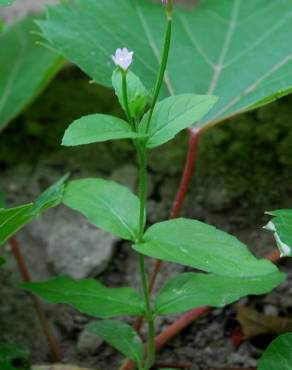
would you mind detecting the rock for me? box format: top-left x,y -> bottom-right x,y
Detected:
30,206 -> 117,279
110,165 -> 138,192
77,330 -> 103,355
263,304 -> 279,317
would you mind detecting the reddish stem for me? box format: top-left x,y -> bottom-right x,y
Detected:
148,127 -> 201,293
265,248 -> 280,263
151,362 -> 191,369
123,307 -> 210,370
10,236 -> 62,362
169,127 -> 201,219
154,306 -> 210,352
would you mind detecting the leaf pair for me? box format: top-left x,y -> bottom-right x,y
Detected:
23,177 -> 284,319
62,94 -> 217,149
133,218 -> 284,315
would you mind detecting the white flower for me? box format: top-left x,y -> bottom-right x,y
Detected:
112,48 -> 134,71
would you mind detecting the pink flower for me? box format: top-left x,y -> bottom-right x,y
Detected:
112,48 -> 134,71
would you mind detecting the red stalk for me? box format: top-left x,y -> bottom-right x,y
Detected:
10,236 -> 62,362
151,362 -> 191,369
123,307 -> 210,370
149,127 -> 201,293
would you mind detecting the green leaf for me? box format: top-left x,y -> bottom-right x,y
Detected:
112,69 -> 148,120
87,320 -> 144,364
265,210 -> 292,257
21,276 -> 145,317
0,204 -> 34,246
0,256 -> 5,266
0,17 -> 63,131
62,114 -> 144,146
37,0 -> 292,129
63,178 -> 142,241
139,94 -> 217,148
155,271 -> 285,315
134,218 -> 277,277
0,175 -> 68,246
258,333 -> 292,370
32,173 -> 69,214
0,0 -> 15,7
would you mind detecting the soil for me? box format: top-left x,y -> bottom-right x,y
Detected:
1,2 -> 292,370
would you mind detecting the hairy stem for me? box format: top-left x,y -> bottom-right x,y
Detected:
10,236 -> 62,362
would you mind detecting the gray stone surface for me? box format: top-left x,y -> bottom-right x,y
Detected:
31,206 -> 117,279
77,330 -> 103,356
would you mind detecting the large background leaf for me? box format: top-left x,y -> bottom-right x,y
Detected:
0,17 -> 63,131
38,0 -> 292,129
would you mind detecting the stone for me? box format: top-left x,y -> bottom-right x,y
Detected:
30,206 -> 117,279
110,165 -> 138,193
77,329 -> 103,356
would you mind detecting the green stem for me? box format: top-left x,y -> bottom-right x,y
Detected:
136,147 -> 155,370
145,15 -> 173,134
134,6 -> 174,370
139,254 -> 155,370
121,69 -> 135,129
138,147 -> 146,239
